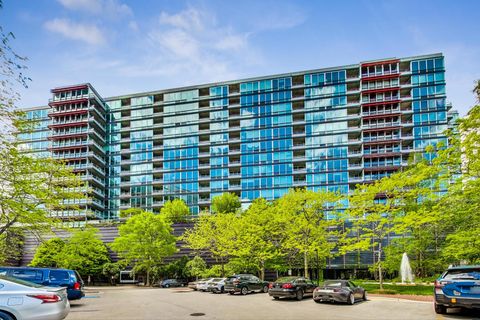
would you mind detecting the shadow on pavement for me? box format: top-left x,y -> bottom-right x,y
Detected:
441,308 -> 480,319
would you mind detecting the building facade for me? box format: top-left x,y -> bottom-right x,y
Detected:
20,53 -> 456,222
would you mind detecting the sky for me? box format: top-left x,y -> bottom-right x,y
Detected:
2,0 -> 479,115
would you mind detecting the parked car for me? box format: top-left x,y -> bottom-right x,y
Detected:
0,267 -> 84,300
224,274 -> 269,295
160,279 -> 185,288
196,278 -> 215,292
188,279 -> 203,290
313,280 -> 366,305
268,276 -> 316,300
207,278 -> 227,293
434,265 -> 480,314
0,275 -> 70,320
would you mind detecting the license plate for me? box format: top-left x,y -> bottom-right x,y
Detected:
317,289 -> 333,293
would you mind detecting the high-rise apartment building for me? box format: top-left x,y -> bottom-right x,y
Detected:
19,53 -> 456,222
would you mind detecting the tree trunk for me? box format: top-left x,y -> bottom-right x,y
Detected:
146,269 -> 150,287
260,261 -> 265,280
304,251 -> 309,279
378,242 -> 383,290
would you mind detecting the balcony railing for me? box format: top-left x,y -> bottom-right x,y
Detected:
362,122 -> 400,129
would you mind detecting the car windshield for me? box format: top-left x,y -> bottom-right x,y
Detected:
226,277 -> 239,281
0,275 -> 44,288
445,269 -> 480,280
275,277 -> 298,282
323,281 -> 344,287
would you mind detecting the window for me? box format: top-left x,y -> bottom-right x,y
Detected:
131,96 -> 153,106
164,90 -> 199,103
49,270 -> 69,281
131,119 -> 153,128
130,130 -> 153,141
411,57 -> 444,73
11,269 -> 43,281
131,108 -> 153,118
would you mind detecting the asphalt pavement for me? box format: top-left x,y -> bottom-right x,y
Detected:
65,286 -> 480,320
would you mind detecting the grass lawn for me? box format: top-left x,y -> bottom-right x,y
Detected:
354,281 -> 433,296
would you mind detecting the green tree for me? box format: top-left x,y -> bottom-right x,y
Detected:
233,198 -> 284,280
0,145 -> 86,238
429,88 -> 480,266
473,79 -> 480,102
0,230 -> 23,265
56,228 -> 110,278
161,199 -> 190,223
211,192 -> 241,214
438,166 -> 480,264
161,256 -> 189,279
185,256 -> 207,280
30,238 -> 65,268
275,189 -> 342,279
110,210 -> 177,286
102,262 -> 121,285
341,178 -> 404,289
183,212 -> 237,276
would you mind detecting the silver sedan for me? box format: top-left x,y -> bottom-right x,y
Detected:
0,276 -> 70,320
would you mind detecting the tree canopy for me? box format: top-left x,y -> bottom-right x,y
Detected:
30,228 -> 110,277
111,210 -> 177,286
211,192 -> 241,214
160,199 -> 190,223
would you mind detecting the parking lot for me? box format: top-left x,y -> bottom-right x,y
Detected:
64,286 -> 480,320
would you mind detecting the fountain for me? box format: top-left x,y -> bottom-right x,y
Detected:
400,252 -> 414,284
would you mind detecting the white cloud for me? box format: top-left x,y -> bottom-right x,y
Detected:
113,6 -> 258,82
159,7 -> 207,32
214,33 -> 249,51
57,0 -> 102,13
57,0 -> 132,17
128,20 -> 139,32
44,18 -> 106,46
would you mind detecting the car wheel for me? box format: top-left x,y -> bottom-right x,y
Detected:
241,286 -> 249,295
229,291 -> 235,295
0,311 -> 14,320
165,284 -> 170,288
296,289 -> 304,301
434,303 -> 447,314
348,293 -> 355,305
273,296 -> 280,300
220,286 -> 224,293
262,285 -> 269,293
314,299 -> 322,304
362,291 -> 367,301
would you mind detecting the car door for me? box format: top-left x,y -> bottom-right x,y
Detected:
304,279 -> 316,295
348,281 -> 361,299
250,276 -> 261,291
295,278 -> 306,293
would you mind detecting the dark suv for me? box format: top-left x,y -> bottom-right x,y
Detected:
160,279 -> 186,288
434,265 -> 480,314
0,266 -> 85,300
224,274 -> 269,295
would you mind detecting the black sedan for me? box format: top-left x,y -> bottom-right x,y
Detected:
268,276 -> 317,300
313,280 -> 366,305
